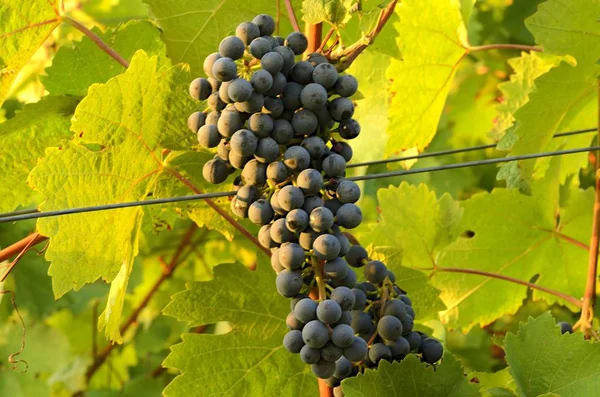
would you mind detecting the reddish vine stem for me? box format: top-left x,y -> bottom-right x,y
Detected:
579,79 -> 600,332
468,44 -> 542,53
317,26 -> 336,53
85,224 -> 200,382
284,0 -> 301,32
428,267 -> 582,308
62,16 -> 130,68
0,233 -> 47,263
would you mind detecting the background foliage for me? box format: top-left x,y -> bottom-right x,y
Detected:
0,0 -> 598,396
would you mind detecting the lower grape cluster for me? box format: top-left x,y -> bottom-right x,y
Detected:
187,13 -> 443,392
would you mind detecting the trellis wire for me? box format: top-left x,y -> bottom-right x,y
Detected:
346,127 -> 597,168
0,145 -> 598,224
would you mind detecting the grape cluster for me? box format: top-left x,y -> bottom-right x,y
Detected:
187,14 -> 443,390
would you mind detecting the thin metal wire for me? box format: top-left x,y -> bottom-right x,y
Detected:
348,145 -> 600,182
1,145 -> 598,224
346,127 -> 597,168
0,208 -> 38,219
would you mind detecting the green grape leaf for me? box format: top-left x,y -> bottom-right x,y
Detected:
81,0 -> 149,24
342,352 -> 480,397
28,51 -> 194,342
385,0 -> 469,155
163,262 -> 317,397
0,0 -> 60,106
143,0 -> 292,78
435,165 -> 592,330
302,0 -> 354,26
504,312 -> 600,397
0,96 -> 78,213
370,183 -> 463,267
498,0 -> 600,187
43,20 -> 166,96
469,368 -> 517,397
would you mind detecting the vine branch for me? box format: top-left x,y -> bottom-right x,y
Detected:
427,267 -> 582,308
62,16 -> 130,68
284,0 -> 301,33
0,233 -> 47,263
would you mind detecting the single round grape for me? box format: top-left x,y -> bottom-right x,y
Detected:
270,218 -> 294,244
217,140 -> 230,161
290,61 -> 314,84
248,113 -> 273,138
343,336 -> 368,362
399,311 -> 414,335
363,260 -> 387,284
324,198 -> 343,215
217,109 -> 243,138
335,75 -> 359,97
384,299 -> 408,319
279,242 -> 306,270
283,330 -> 305,353
248,199 -> 274,225
189,77 -> 212,101
330,286 -> 355,311
303,320 -> 329,349
301,83 -> 328,110
321,341 -> 343,362
419,338 -> 443,364
301,136 -> 327,159
310,207 -> 334,233
258,224 -> 276,249
263,35 -> 280,50
263,96 -> 284,118
286,311 -> 305,331
252,14 -> 276,35
330,97 -> 355,122
558,321 -> 573,334
271,119 -> 294,144
282,82 -> 304,112
300,345 -> 321,364
261,52 -> 284,74
386,270 -> 396,284
404,332 -> 421,352
306,52 -> 328,66
218,81 -> 233,103
352,288 -> 367,310
294,298 -> 318,323
241,159 -> 267,186
312,359 -> 336,379
229,152 -> 251,169
313,63 -> 338,88
207,91 -> 226,111
203,52 -> 221,78
273,45 -> 295,71
333,229 -> 351,256
227,78 -> 253,102
266,72 -> 287,96
236,184 -> 259,206
351,311 -> 373,334
400,295 -> 412,306
212,57 -> 237,82
236,21 -> 260,45
284,146 -> 311,171
336,203 -> 363,229
334,356 -> 352,379
271,248 -> 284,273
323,154 -> 346,178
339,119 -> 361,139
332,268 -> 357,289
267,161 -> 289,184
188,112 -> 206,133
331,324 -> 354,348
296,169 -> 323,196
406,305 -> 416,320
285,31 -> 308,55
291,109 -> 318,135
313,234 -> 341,261
317,300 -> 342,324
345,245 -> 368,269
202,158 -> 228,184
254,137 -> 279,163
235,92 -> 265,113
303,195 -> 324,214
219,35 -> 245,60
335,180 -> 360,204
286,209 -> 309,233
377,315 -> 403,341
250,69 -> 273,94
276,269 -> 303,297
208,77 -> 220,92
230,129 -> 258,157
386,337 -> 410,358
206,110 -> 220,125
230,196 -> 248,218
299,229 -> 319,251
278,185 -> 305,212
290,294 -> 309,311
324,257 -> 349,280
335,141 -> 353,162
249,37 -> 272,59
270,190 -> 286,215
369,343 -> 392,364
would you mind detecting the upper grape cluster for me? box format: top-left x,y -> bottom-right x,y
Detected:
187,14 -> 442,393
